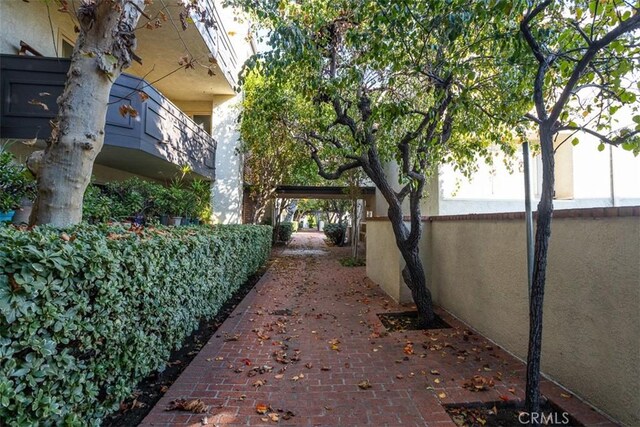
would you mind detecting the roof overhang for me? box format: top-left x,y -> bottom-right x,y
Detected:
273,185 -> 376,200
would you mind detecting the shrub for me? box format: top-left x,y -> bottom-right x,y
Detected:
82,186 -> 113,224
81,177 -> 213,224
275,222 -> 294,242
339,257 -> 366,267
0,224 -> 271,425
0,148 -> 36,213
324,223 -> 346,246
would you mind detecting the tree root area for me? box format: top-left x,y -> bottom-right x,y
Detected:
377,311 -> 452,331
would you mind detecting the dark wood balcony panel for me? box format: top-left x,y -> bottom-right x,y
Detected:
0,55 -> 216,179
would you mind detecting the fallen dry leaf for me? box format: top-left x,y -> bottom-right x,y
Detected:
256,403 -> 269,414
223,333 -> 240,342
282,410 -> 295,420
438,392 -> 447,399
462,375 -> 495,392
131,399 -> 145,409
165,399 -> 208,413
403,342 -> 414,355
268,412 -> 279,422
430,369 -> 440,375
561,393 -> 572,399
358,379 -> 372,390
28,99 -> 49,111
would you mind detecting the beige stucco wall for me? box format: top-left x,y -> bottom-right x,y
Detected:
365,220 -> 429,304
0,1 -> 77,57
366,221 -> 406,303
367,214 -> 640,425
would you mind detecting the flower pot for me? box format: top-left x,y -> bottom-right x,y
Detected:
160,214 -> 169,225
169,216 -> 182,226
0,211 -> 15,223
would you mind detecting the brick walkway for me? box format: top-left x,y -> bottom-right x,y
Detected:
141,231 -> 616,426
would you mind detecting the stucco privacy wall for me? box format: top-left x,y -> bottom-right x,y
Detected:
366,208 -> 640,425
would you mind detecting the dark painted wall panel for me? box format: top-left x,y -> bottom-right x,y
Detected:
0,55 -> 216,178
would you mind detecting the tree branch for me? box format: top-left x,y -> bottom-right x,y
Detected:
570,20 -> 593,46
299,136 -> 363,180
520,1 -> 553,64
549,11 -> 640,124
556,125 -> 640,146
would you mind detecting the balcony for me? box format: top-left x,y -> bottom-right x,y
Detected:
0,54 -> 216,180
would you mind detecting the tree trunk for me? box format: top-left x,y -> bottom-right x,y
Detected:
253,202 -> 266,224
525,124 -> 555,418
29,1 -> 145,226
284,199 -> 298,222
401,250 -> 435,326
365,154 -> 436,327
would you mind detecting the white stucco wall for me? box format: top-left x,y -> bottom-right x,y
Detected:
211,95 -> 243,224
208,2 -> 255,224
438,132 -> 640,215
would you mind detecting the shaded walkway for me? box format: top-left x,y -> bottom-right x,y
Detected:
142,232 -> 614,426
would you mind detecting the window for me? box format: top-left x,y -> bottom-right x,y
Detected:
192,115 -> 212,135
57,30 -> 75,58
61,39 -> 74,58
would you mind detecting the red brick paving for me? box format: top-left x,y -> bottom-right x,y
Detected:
141,231 -> 617,426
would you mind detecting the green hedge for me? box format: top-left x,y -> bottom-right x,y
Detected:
0,224 -> 271,425
324,223 -> 346,246
275,222 -> 295,242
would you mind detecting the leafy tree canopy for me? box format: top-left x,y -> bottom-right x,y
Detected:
516,0 -> 640,154
235,0 -> 536,183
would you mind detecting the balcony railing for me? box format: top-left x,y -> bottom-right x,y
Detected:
0,55 -> 216,179
193,0 -> 240,88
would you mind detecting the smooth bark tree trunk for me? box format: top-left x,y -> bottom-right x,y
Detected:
29,0 -> 145,226
525,124 -> 555,417
284,199 -> 297,222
